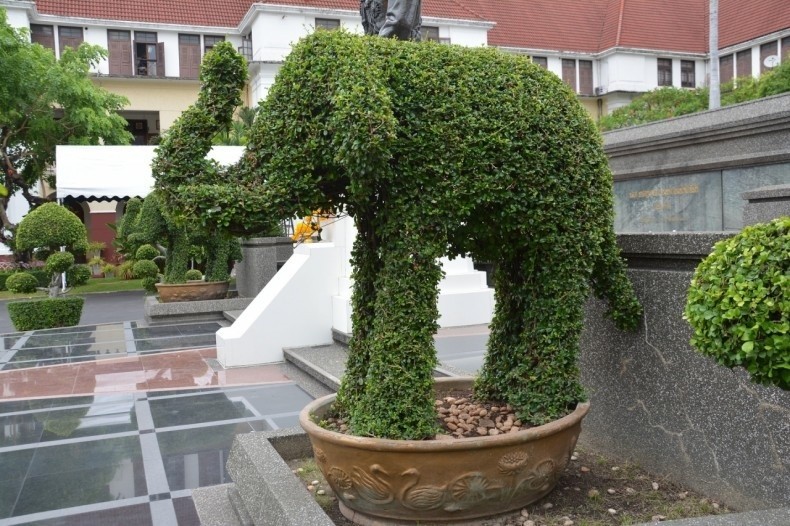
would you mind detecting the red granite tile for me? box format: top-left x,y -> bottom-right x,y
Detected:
0,365 -> 79,399
217,364 -> 291,386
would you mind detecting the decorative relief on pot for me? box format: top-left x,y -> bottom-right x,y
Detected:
399,468 -> 446,510
498,450 -> 529,475
351,464 -> 394,504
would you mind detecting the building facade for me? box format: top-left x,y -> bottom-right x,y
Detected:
1,0 -> 789,256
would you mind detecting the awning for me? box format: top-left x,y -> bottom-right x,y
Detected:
56,145 -> 245,201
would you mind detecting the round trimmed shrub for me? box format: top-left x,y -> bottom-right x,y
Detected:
133,259 -> 159,279
66,264 -> 91,286
45,252 -> 76,275
185,269 -> 203,281
7,297 -> 84,331
15,203 -> 87,252
135,244 -> 160,261
6,272 -> 39,294
685,217 -> 790,390
141,276 -> 159,293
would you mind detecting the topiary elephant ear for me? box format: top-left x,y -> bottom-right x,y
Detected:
15,203 -> 88,252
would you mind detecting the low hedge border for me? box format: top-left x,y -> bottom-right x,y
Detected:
7,297 -> 85,331
0,270 -> 49,291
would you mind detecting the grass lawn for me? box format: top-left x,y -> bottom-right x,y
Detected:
0,277 -> 143,301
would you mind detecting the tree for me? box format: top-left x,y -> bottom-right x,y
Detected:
0,8 -> 132,251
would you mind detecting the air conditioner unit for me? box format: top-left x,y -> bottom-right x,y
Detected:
594,86 -> 607,96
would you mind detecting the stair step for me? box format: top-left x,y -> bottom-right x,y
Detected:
283,344 -> 347,392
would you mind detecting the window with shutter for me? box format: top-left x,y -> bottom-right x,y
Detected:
58,26 -> 83,56
422,26 -> 440,42
31,25 -> 55,51
108,30 -> 132,76
204,35 -> 225,54
783,38 -> 790,62
657,58 -> 672,86
579,60 -> 593,95
134,31 -> 161,77
562,59 -> 576,92
179,34 -> 200,78
680,60 -> 695,88
720,54 -> 733,84
736,49 -> 751,78
760,42 -> 778,74
532,56 -> 548,69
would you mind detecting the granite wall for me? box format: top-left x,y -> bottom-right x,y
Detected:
579,232 -> 790,511
604,92 -> 790,232
235,237 -> 294,298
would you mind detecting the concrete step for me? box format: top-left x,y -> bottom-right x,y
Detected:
283,343 -> 348,392
224,309 -> 244,323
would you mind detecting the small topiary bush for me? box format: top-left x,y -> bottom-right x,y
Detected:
135,244 -> 160,261
45,252 -> 75,275
6,272 -> 39,294
133,259 -> 159,279
685,217 -> 790,390
7,297 -> 85,331
141,276 -> 159,293
66,264 -> 91,286
28,270 -> 50,288
185,269 -> 203,281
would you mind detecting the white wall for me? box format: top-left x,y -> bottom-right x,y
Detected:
5,6 -> 31,29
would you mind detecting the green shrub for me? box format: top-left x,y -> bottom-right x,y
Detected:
15,203 -> 87,253
141,276 -> 159,293
0,271 -> 13,290
185,269 -> 203,280
7,297 -> 84,331
133,259 -> 159,279
6,272 -> 39,294
116,260 -> 135,280
135,244 -> 160,260
685,217 -> 790,390
45,252 -> 75,275
66,264 -> 91,286
28,270 -> 50,287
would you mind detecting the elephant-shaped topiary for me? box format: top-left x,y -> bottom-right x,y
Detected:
153,32 -> 643,439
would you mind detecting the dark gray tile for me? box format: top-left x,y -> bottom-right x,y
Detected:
158,422 -> 254,490
173,496 -> 200,526
0,399 -> 53,415
26,503 -> 153,525
227,384 -> 314,416
176,322 -> 223,336
38,404 -> 138,442
0,449 -> 35,518
13,460 -> 148,516
0,412 -> 46,447
27,435 -> 142,477
147,388 -> 220,398
271,414 -> 301,429
149,393 -> 255,428
434,333 -> 488,355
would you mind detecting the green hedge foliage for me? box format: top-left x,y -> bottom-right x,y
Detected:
8,297 -> 84,331
185,269 -> 203,280
153,31 -> 641,439
6,272 -> 39,293
66,264 -> 91,286
15,203 -> 87,252
45,252 -> 75,275
135,244 -> 160,260
133,259 -> 159,279
685,217 -> 789,390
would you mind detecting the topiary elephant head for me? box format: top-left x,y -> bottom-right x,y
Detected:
153,32 -> 642,439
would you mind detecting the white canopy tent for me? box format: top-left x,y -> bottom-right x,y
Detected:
56,145 -> 245,201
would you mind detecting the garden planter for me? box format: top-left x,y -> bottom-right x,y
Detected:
300,377 -> 589,524
155,280 -> 229,303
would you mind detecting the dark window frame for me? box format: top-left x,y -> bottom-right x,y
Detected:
179,34 -> 201,79
680,60 -> 695,88
58,26 -> 84,56
30,24 -> 55,51
203,35 -> 225,53
578,59 -> 593,95
562,59 -> 577,92
657,58 -> 673,86
315,18 -> 341,31
422,26 -> 440,42
108,29 -> 133,76
134,31 -> 163,77
532,56 -> 548,69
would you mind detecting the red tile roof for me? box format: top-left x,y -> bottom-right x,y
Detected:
33,0 -> 487,28
719,0 -> 790,48
32,0 -> 790,52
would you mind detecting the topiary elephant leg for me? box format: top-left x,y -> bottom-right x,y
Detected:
476,248 -> 589,426
348,235 -> 443,440
163,229 -> 190,284
203,234 -> 231,282
336,222 -> 380,414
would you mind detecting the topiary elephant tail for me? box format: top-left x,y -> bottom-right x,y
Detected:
589,228 -> 643,331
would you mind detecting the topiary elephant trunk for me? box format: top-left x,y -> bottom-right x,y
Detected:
153,32 -> 642,439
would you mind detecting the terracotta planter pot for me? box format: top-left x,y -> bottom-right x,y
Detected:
300,377 -> 589,524
155,280 -> 229,303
